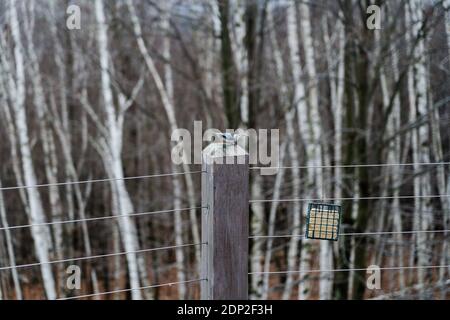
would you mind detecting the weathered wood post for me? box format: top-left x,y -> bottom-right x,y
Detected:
201,142 -> 249,300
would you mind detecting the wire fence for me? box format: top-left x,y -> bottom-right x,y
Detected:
248,265 -> 450,275
0,161 -> 449,300
0,161 -> 447,192
249,161 -> 450,171
58,278 -> 207,300
249,229 -> 450,239
0,170 -> 204,191
249,194 -> 450,203
0,206 -> 205,232
0,243 -> 206,272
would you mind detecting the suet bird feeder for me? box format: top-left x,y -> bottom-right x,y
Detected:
305,203 -> 342,241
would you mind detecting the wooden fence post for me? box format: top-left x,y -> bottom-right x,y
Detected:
201,143 -> 249,300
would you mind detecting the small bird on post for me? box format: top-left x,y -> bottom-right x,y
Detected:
214,131 -> 249,150
216,132 -> 235,145
204,131 -> 248,165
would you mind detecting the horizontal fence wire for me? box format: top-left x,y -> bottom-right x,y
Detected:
370,281 -> 450,300
250,161 -> 450,170
0,242 -> 206,272
0,206 -> 205,232
249,194 -> 450,203
0,170 -> 204,191
249,229 -> 450,239
58,278 -> 207,300
248,264 -> 450,275
1,162 -> 447,191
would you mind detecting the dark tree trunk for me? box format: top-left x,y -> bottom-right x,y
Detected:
218,0 -> 239,128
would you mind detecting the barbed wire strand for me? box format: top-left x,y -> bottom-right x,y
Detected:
58,278 -> 207,300
0,170 -> 204,191
249,264 -> 450,275
0,242 -> 206,272
250,161 -> 450,170
0,206 -> 205,232
249,229 -> 450,239
249,194 -> 449,203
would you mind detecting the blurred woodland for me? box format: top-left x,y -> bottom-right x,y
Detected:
0,0 -> 449,299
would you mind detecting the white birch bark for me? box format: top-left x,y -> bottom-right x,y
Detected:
300,2 -> 330,299
126,0 -> 201,289
48,1 -> 76,224
245,2 -> 264,296
390,45 -> 406,292
50,91 -> 100,298
437,0 -> 450,297
201,1 -> 221,128
378,50 -> 404,290
444,0 -> 450,57
408,0 -> 433,297
323,12 -> 345,212
250,173 -> 265,299
429,68 -> 449,300
377,36 -> 406,290
0,62 -> 29,215
261,6 -> 286,300
405,2 -> 418,285
266,3 -> 302,299
324,12 -> 345,299
229,0 -> 249,126
22,2 -> 66,294
323,12 -> 347,301
162,1 -> 186,298
285,1 -> 313,300
261,141 -> 287,299
3,0 -> 57,300
282,126 -> 302,301
0,180 -> 22,299
95,0 -> 143,300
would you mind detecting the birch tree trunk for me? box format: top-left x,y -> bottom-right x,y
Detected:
0,60 -> 29,217
50,92 -> 100,298
408,0 -> 433,298
389,48 -> 406,293
126,0 -> 201,291
429,63 -> 449,301
1,0 -> 57,300
0,180 -> 22,299
162,1 -> 186,298
229,0 -> 249,126
322,10 -> 345,228
323,13 -> 345,200
299,1 -> 323,204
250,173 -> 265,299
282,121 -> 302,301
333,0 -> 357,299
22,2 -> 66,295
445,0 -> 450,56
266,5 -> 301,299
202,0 -> 221,128
439,0 -> 450,299
261,141 -> 287,299
95,0 -> 144,300
284,1 -> 312,299
49,7 -> 100,294
323,11 -> 345,299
